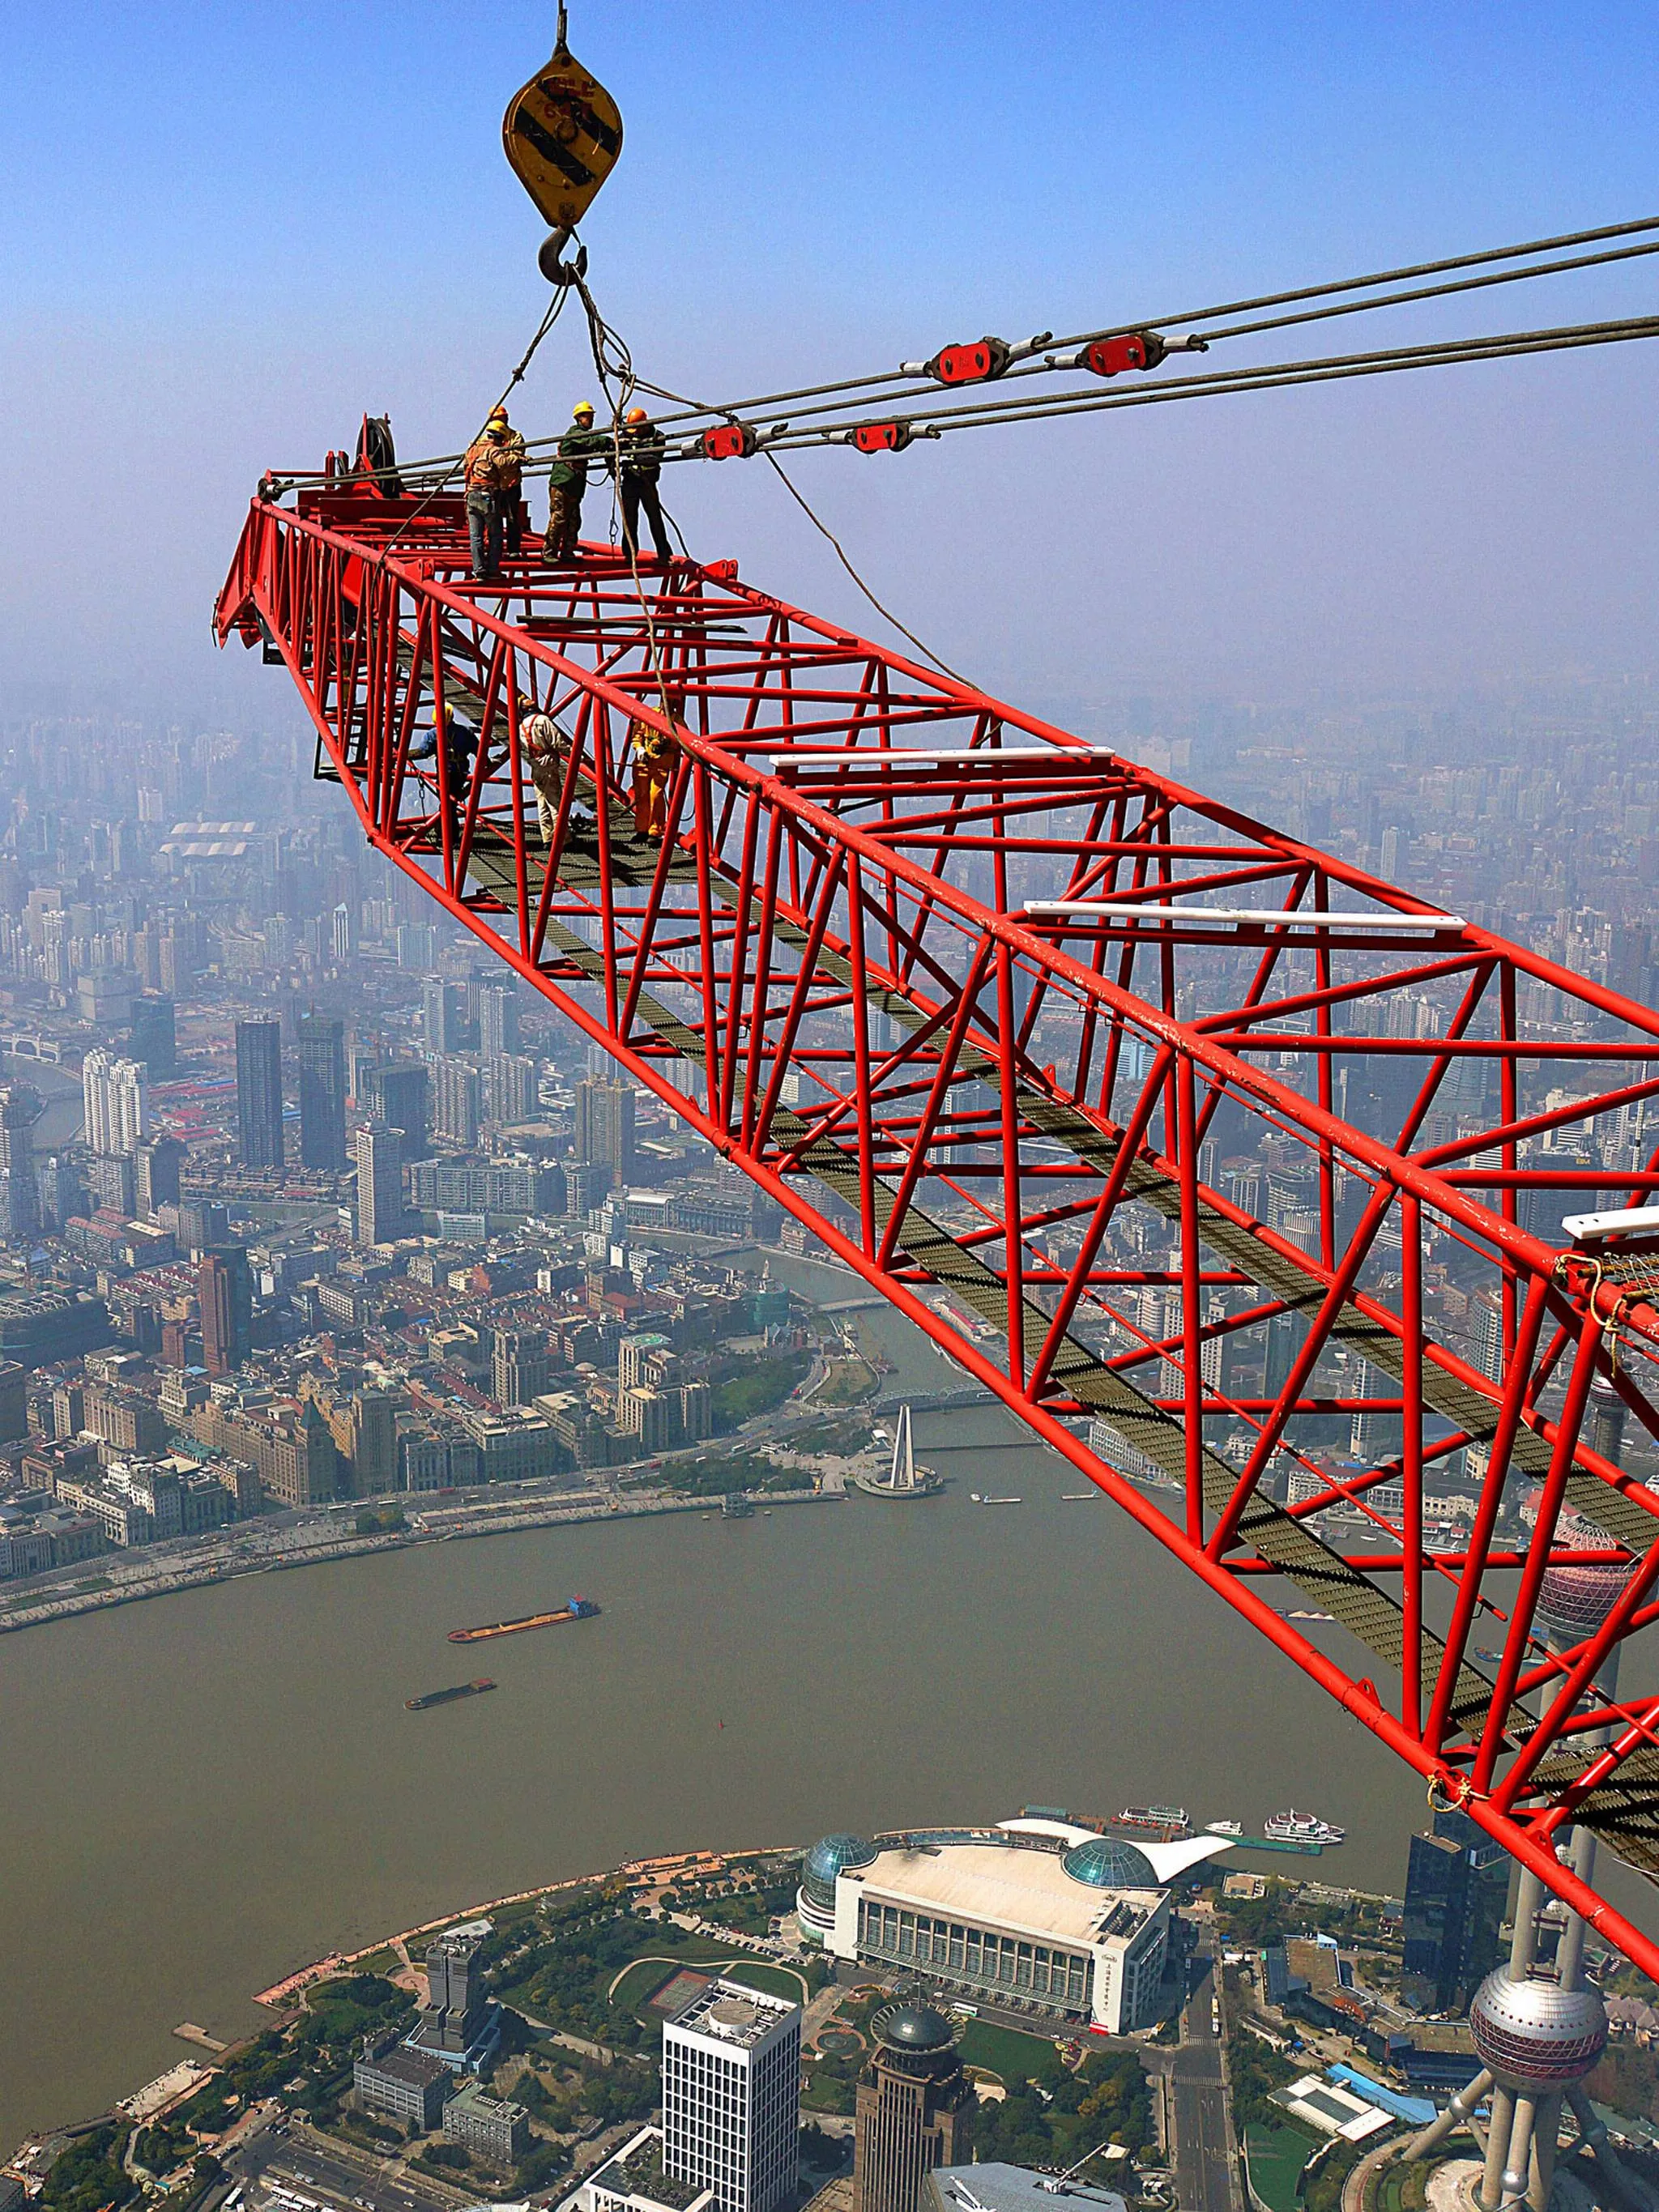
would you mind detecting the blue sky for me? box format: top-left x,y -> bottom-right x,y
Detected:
2,2 -> 1656,717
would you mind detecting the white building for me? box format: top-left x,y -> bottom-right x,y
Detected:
82,1050 -> 148,1157
662,1978 -> 800,2212
796,1819 -> 1233,2035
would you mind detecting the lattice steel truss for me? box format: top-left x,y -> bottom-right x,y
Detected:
218,481 -> 1659,1968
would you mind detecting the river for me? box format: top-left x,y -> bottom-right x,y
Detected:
1,1250 -> 1653,2149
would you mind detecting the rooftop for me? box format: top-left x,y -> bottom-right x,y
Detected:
668,1975 -> 799,2048
852,1839 -> 1162,1947
928,2163 -> 1129,2212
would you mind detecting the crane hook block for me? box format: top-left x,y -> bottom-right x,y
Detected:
923,336 -> 1011,386
502,31 -> 624,238
851,420 -> 914,454
703,423 -> 759,462
1081,331 -> 1168,377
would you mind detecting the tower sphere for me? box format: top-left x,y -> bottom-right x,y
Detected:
1537,1556 -> 1631,1642
1469,1969 -> 1607,2091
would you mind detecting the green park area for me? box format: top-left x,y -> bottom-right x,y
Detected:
954,2017 -> 1059,2082
1244,2124 -> 1320,2212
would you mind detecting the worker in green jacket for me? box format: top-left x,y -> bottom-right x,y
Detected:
545,401 -> 605,562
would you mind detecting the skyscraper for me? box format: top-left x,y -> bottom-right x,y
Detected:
297,1014 -> 348,1171
331,901 -> 355,964
663,1978 -> 800,2212
575,1074 -> 634,1187
493,1329 -> 551,1407
1401,1808 -> 1510,2014
433,1058 -> 481,1148
479,983 -> 518,1062
422,977 -> 458,1055
130,992 -> 177,1077
854,2006 -> 975,2212
199,1246 -> 253,1377
374,1063 -> 429,1155
355,1121 -> 403,1247
82,1050 -> 148,1156
135,1133 -> 186,1218
235,1018 -> 284,1169
486,1053 -> 537,1127
0,1086 -> 39,1238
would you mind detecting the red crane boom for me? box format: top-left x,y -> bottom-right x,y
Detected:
218,477 -> 1659,1968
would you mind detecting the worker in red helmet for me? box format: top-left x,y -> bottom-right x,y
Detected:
544,401 -> 603,563
488,404 -> 527,557
619,406 -> 672,565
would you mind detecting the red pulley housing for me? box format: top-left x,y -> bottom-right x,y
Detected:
1082,330 -> 1168,377
852,421 -> 913,454
924,335 -> 1011,386
703,422 -> 759,461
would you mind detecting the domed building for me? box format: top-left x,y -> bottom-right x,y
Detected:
854,2002 -> 975,2212
795,1816 -> 1232,2035
796,1834 -> 877,1942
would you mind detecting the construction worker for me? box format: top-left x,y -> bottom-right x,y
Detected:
520,702 -> 591,844
619,407 -> 672,565
410,705 -> 479,853
488,404 -> 528,556
544,401 -> 604,562
628,715 -> 676,842
463,415 -> 510,579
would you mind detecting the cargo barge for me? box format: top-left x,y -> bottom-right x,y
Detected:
449,1596 -> 600,1643
407,1678 -> 496,1711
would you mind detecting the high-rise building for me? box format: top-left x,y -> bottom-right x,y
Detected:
433,1058 -> 482,1148
854,2005 -> 975,2212
82,1050 -> 148,1157
663,1978 -> 800,2212
397,921 -> 435,970
0,1086 -> 39,1238
374,1063 -> 429,1154
297,1014 -> 348,1171
235,1018 -> 284,1170
354,1121 -> 403,1247
351,1389 -> 399,1496
135,1134 -> 186,1219
576,1074 -> 635,1186
130,992 -> 177,1077
480,984 -> 518,1062
198,1246 -> 253,1377
487,1053 -> 538,1127
493,1329 -> 551,1408
1401,1807 -> 1510,2014
331,901 -> 355,964
422,977 -> 459,1055
411,1932 -> 492,2061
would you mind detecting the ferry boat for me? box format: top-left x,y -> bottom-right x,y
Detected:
721,1492 -> 756,1519
1205,1818 -> 1244,1837
1117,1803 -> 1192,1836
407,1679 -> 496,1711
1265,1808 -> 1346,1845
448,1597 -> 600,1643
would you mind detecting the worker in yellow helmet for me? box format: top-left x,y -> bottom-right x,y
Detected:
487,404 -> 528,558
544,401 -> 603,563
619,406 -> 672,565
463,412 -> 510,579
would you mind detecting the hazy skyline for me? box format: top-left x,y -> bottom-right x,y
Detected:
2,2 -> 1657,718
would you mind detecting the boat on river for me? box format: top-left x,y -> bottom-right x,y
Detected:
407,1679 -> 496,1711
448,1597 -> 600,1643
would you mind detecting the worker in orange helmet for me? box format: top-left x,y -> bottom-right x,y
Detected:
487,404 -> 527,557
619,406 -> 672,565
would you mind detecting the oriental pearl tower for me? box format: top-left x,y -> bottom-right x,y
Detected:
1408,1387 -> 1649,2211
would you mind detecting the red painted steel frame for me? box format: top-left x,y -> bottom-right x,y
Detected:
218,482 -> 1659,1968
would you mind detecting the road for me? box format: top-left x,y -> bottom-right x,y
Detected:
1170,1923 -> 1241,2212
232,2120 -> 466,2212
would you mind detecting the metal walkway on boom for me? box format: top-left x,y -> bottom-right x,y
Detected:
218,479 -> 1659,1975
